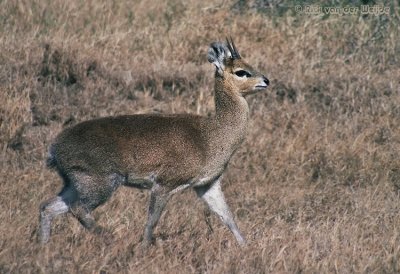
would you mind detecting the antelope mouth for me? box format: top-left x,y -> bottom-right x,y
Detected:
255,85 -> 268,89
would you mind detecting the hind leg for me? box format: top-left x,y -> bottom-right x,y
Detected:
39,195 -> 69,244
39,184 -> 77,244
67,172 -> 121,238
70,202 -> 108,236
40,172 -> 119,243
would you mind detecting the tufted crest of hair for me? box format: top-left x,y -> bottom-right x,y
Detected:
208,42 -> 227,63
207,37 -> 242,75
207,42 -> 229,75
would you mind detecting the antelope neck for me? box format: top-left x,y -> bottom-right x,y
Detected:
214,75 -> 249,125
210,74 -> 249,151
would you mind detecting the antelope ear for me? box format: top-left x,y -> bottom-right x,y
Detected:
207,42 -> 231,76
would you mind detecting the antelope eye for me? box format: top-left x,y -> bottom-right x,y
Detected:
234,70 -> 252,77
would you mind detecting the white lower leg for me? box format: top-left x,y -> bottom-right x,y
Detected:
197,180 -> 246,246
39,196 -> 69,243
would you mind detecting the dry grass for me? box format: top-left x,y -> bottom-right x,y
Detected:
1,0 -> 400,273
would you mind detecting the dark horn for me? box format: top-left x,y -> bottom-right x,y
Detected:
226,37 -> 241,59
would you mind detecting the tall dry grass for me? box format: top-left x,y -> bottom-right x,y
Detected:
1,0 -> 400,273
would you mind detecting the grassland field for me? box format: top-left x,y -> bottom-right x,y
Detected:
1,0 -> 400,273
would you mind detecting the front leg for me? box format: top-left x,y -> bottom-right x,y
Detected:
194,178 -> 246,246
143,184 -> 170,246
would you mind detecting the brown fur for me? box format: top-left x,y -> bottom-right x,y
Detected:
39,39 -> 269,246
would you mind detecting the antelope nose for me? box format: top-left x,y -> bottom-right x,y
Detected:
263,76 -> 269,86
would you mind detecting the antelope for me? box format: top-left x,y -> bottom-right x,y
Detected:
39,38 -> 269,246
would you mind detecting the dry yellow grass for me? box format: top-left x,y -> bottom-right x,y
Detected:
1,0 -> 400,273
